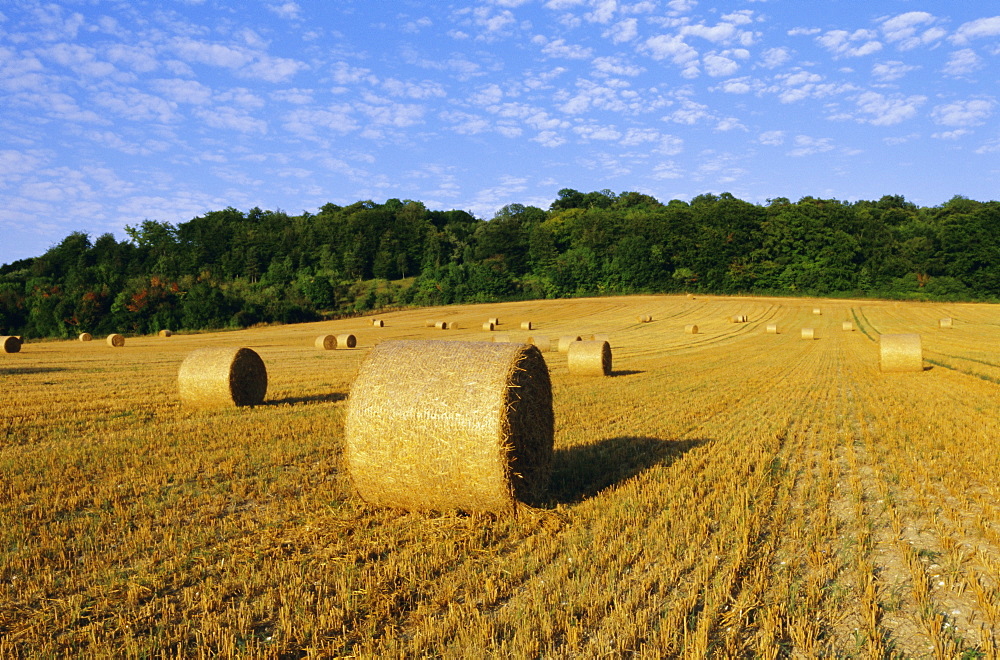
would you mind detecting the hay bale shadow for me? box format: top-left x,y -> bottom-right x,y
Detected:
0,367 -> 67,376
269,392 -> 347,406
538,436 -> 709,506
610,369 -> 643,377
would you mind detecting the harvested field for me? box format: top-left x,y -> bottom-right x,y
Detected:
3,294 -> 1000,657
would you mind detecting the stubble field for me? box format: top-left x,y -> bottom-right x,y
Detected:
2,294 -> 1000,658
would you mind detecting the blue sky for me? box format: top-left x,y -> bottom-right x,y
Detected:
2,0 -> 999,266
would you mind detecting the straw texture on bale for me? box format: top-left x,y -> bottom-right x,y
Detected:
447,322 -> 459,330
813,308 -> 822,315
557,335 -> 582,352
434,321 -> 447,330
372,319 -> 384,327
488,317 -> 499,326
344,340 -> 554,512
78,332 -> 93,342
1,336 -> 21,353
842,321 -> 855,331
766,324 -> 778,334
178,346 -> 268,408
801,328 -> 815,340
567,340 -> 611,377
106,334 -> 125,347
315,335 -> 337,350
685,324 -> 699,334
520,321 -> 532,330
880,333 -> 923,373
159,329 -> 172,337
527,336 -> 552,352
482,322 -> 495,332
939,318 -> 953,329
336,334 -> 357,349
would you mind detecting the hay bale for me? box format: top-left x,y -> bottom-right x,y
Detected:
813,308 -> 822,315
79,332 -> 93,342
106,334 -> 125,347
336,334 -> 357,349
766,324 -> 778,334
344,340 -> 554,512
685,324 -> 699,334
731,315 -> 748,324
425,320 -> 436,327
159,329 -> 173,337
636,314 -> 653,323
842,321 -> 855,331
482,321 -> 495,332
178,346 -> 268,408
488,317 -> 499,326
557,335 -> 582,352
687,294 -> 695,300
939,318 -> 953,329
1,336 -> 21,353
520,321 -> 532,330
527,336 -> 552,351
315,335 -> 337,350
372,319 -> 384,327
434,321 -> 447,330
568,340 -> 611,377
801,328 -> 815,340
880,333 -> 923,373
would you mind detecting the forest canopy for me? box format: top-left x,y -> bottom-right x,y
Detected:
2,190 -> 999,339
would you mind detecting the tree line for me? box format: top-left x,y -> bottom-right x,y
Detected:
2,190 -> 999,339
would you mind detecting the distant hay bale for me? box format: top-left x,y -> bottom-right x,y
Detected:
482,321 -> 495,332
315,334 -> 337,350
636,314 -> 653,323
336,334 -> 357,349
425,320 -> 436,327
488,317 -> 499,326
685,324 -> 699,334
731,315 -> 748,323
79,332 -> 93,342
1,336 -> 21,353
813,308 -> 822,315
372,319 -> 384,327
801,328 -> 815,340
434,321 -> 447,330
106,334 -> 125,347
568,340 -> 611,377
880,333 -> 923,373
447,322 -> 459,330
557,335 -> 582,352
159,329 -> 172,337
520,321 -> 532,330
939,317 -> 953,329
687,294 -> 695,300
178,346 -> 268,408
766,324 -> 778,334
528,336 -> 552,351
592,333 -> 610,343
842,321 -> 855,331
492,333 -> 512,343
344,340 -> 554,512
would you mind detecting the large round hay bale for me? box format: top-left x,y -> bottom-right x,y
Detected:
801,328 -> 815,340
842,321 -> 855,331
527,336 -> 552,351
178,347 -> 268,408
344,340 -> 554,512
336,333 -> 357,349
488,317 -> 499,326
482,321 -> 495,332
557,335 -> 582,352
766,324 -> 778,334
520,321 -> 532,330
636,314 -> 652,323
315,335 -> 337,350
939,318 -> 953,329
106,334 -> 125,347
685,324 -> 699,334
880,333 -> 923,373
434,321 -> 447,330
813,308 -> 822,315
568,340 -> 611,377
79,332 -> 93,342
1,336 -> 21,353
159,329 -> 173,337
372,319 -> 384,327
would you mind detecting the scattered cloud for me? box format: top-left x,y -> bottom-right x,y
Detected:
951,16 -> 1000,45
816,29 -> 883,58
879,12 -> 945,50
268,3 -> 302,20
872,60 -> 918,82
931,98 -> 995,127
533,35 -> 595,59
787,135 -> 834,156
758,130 -> 785,145
943,49 -> 984,77
849,91 -> 925,126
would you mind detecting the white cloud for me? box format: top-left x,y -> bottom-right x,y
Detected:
283,107 -> 358,138
951,16 -> 1000,45
381,78 -> 447,99
440,110 -> 491,135
975,138 -> 1000,154
769,69 -> 855,103
787,135 -> 834,157
193,106 -> 267,134
717,77 -> 752,94
104,44 -> 160,73
532,35 -> 594,59
604,18 -> 638,43
931,99 -> 995,127
403,17 -> 433,33
643,34 -> 700,77
703,52 -> 739,77
586,0 -> 618,24
173,38 -> 252,69
816,29 -> 883,58
879,12 -> 945,50
872,60 -> 918,82
788,27 -> 821,37
150,78 -> 213,105
573,123 -> 622,140
652,161 -> 683,179
851,91 -> 925,126
666,0 -> 696,15
931,129 -> 970,140
330,61 -> 377,85
758,130 -> 784,145
593,55 -> 643,76
943,49 -> 984,77
760,47 -> 791,68
267,2 -> 302,20
534,130 -> 567,147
